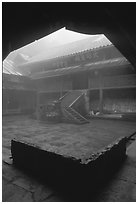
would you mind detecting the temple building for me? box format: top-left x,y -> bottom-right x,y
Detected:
3,28 -> 136,121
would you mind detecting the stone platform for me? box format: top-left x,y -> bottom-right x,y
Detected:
10,117 -> 135,160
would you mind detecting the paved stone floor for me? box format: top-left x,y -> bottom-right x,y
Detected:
2,115 -> 136,201
3,115 -> 135,162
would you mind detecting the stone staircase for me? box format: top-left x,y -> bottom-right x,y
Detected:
60,90 -> 83,108
64,107 -> 89,124
60,90 -> 89,124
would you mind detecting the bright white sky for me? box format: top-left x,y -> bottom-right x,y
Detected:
45,27 -> 100,45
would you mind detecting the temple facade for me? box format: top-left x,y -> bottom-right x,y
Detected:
2,29 -> 136,117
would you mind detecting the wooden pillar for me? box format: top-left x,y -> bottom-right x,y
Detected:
85,90 -> 90,114
99,74 -> 103,113
99,88 -> 103,113
36,91 -> 40,120
6,89 -> 9,114
3,89 -> 8,114
88,74 -> 91,89
60,77 -> 63,97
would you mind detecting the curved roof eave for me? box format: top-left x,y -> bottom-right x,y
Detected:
3,28 -> 112,76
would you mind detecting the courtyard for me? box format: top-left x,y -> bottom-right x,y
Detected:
2,115 -> 136,201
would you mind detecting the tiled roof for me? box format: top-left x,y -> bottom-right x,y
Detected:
25,34 -> 111,65
3,28 -> 112,76
3,59 -> 23,76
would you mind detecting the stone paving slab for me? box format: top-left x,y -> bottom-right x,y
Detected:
2,181 -> 33,202
94,141 -> 136,202
2,162 -> 55,202
33,185 -> 53,201
2,115 -> 136,202
3,115 -> 135,163
96,181 -> 135,202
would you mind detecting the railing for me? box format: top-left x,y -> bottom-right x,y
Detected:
69,93 -> 84,108
89,74 -> 136,89
58,92 -> 70,101
68,107 -> 89,122
63,108 -> 80,123
60,91 -> 82,108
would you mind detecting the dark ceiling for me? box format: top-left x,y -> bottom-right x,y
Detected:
2,2 -> 136,67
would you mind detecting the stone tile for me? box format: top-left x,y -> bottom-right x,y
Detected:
33,185 -> 54,201
113,141 -> 136,184
3,165 -> 17,182
97,181 -> 136,202
43,194 -> 65,202
12,177 -> 32,192
2,163 -> 25,182
102,179 -> 136,201
2,177 -> 10,187
115,165 -> 136,184
2,183 -> 30,202
6,190 -> 33,202
2,138 -> 11,147
127,141 -> 136,159
124,155 -> 136,167
2,115 -> 136,202
20,192 -> 33,202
